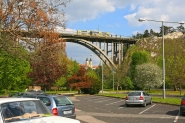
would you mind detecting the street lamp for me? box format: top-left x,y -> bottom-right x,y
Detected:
112,67 -> 114,92
101,58 -> 104,93
138,18 -> 184,99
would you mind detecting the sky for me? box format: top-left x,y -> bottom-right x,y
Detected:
61,0 -> 185,66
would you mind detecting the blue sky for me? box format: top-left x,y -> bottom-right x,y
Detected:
59,0 -> 185,66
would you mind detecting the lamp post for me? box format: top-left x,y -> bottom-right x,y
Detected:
101,58 -> 104,93
138,18 -> 184,99
112,67 -> 114,92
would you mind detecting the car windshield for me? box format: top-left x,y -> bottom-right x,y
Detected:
128,92 -> 141,96
1,100 -> 52,122
53,96 -> 73,106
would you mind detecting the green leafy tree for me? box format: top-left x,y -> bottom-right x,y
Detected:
0,34 -> 31,93
86,68 -> 101,94
135,63 -> 162,90
122,77 -> 133,90
55,76 -> 66,90
163,38 -> 185,91
143,29 -> 150,38
130,51 -> 149,88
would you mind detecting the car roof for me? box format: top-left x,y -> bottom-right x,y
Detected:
0,98 -> 39,104
129,91 -> 145,92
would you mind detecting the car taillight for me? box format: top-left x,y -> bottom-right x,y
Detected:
181,100 -> 185,105
125,96 -> 128,100
139,96 -> 144,100
52,108 -> 58,116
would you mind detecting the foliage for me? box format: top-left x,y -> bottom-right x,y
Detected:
0,0 -> 71,91
122,77 -> 134,90
86,68 -> 101,94
67,59 -> 79,78
130,50 -> 149,86
67,65 -> 92,91
55,76 -> 66,89
67,66 -> 101,94
28,35 -> 68,89
135,63 -> 162,90
0,34 -> 31,92
164,38 -> 185,92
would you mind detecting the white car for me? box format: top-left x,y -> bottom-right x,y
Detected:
0,98 -> 80,123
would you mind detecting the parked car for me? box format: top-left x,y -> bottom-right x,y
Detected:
15,94 -> 76,119
125,91 -> 152,107
180,94 -> 185,115
9,90 -> 46,97
0,98 -> 80,123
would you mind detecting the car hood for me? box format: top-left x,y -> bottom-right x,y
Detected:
13,116 -> 80,123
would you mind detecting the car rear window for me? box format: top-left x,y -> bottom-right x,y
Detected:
53,96 -> 73,106
128,92 -> 141,96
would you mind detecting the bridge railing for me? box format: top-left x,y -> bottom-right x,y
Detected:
59,30 -> 133,39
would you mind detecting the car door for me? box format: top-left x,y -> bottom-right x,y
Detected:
37,97 -> 52,111
143,92 -> 149,103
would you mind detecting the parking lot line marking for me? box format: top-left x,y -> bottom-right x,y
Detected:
105,100 -> 124,105
174,111 -> 180,122
139,104 -> 156,114
118,107 -> 123,109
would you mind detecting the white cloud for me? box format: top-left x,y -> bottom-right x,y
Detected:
123,0 -> 185,32
64,0 -> 115,22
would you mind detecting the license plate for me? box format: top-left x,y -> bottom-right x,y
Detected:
63,110 -> 72,114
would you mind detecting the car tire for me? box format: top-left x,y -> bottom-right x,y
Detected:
149,100 -> 152,105
180,108 -> 184,116
142,102 -> 146,107
125,104 -> 129,107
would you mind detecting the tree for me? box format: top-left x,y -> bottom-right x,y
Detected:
163,38 -> 185,91
28,35 -> 68,90
0,0 -> 71,91
0,34 -> 31,92
135,63 -> 162,90
177,25 -> 185,34
130,51 -> 149,83
67,65 -> 92,93
143,29 -> 150,38
159,26 -> 174,35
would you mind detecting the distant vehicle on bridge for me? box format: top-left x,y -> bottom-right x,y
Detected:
77,30 -> 110,37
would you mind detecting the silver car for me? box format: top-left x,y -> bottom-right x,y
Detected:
0,98 -> 80,123
125,91 -> 152,107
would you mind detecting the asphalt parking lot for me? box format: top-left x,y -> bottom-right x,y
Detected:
69,95 -> 185,123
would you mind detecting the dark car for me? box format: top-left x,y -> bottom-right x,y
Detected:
17,94 -> 76,119
125,91 -> 152,107
180,94 -> 185,115
9,90 -> 46,97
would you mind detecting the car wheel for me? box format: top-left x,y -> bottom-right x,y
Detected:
180,108 -> 184,116
142,102 -> 146,107
125,104 -> 129,107
149,100 -> 152,105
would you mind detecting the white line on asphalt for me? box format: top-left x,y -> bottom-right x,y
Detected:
118,107 -> 123,109
95,98 -> 114,103
174,110 -> 180,122
139,104 -> 156,114
105,100 -> 124,105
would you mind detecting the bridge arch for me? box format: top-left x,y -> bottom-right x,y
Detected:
63,38 -> 117,69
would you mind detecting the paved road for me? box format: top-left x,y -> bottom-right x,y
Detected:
69,95 -> 185,123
